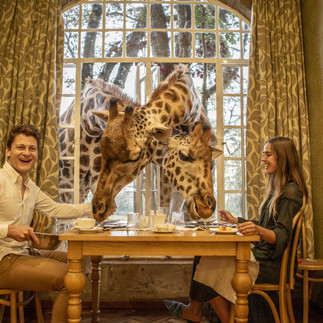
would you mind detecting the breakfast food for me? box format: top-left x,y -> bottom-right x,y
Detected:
218,226 -> 232,232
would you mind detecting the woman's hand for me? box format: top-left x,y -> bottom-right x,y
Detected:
7,225 -> 39,244
237,221 -> 260,235
218,210 -> 238,224
237,221 -> 276,243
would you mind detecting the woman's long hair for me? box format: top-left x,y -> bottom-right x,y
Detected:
259,137 -> 308,218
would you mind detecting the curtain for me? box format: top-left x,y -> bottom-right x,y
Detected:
0,0 -> 64,231
246,0 -> 314,257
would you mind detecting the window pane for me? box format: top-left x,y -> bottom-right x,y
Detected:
105,32 -> 123,57
62,65 -> 76,94
174,4 -> 192,29
82,4 -> 103,29
243,66 -> 249,94
224,160 -> 242,190
174,32 -> 192,57
60,97 -> 75,118
225,193 -> 242,216
81,32 -> 102,58
64,32 -> 78,59
195,4 -> 215,29
243,33 -> 250,59
150,32 -> 170,57
126,32 -> 147,57
223,66 -> 240,94
223,97 -> 241,126
219,33 -> 240,59
219,7 -> 240,30
195,33 -> 216,58
63,6 -> 79,29
106,3 -> 124,29
150,4 -> 171,29
224,129 -> 241,158
126,3 -> 147,29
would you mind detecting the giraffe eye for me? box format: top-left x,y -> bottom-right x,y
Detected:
179,151 -> 193,162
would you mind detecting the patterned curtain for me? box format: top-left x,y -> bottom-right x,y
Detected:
246,0 -> 314,257
0,0 -> 64,231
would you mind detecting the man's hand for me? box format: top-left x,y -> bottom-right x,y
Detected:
7,225 -> 39,244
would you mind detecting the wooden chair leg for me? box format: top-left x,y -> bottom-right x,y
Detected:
0,294 -> 8,321
303,270 -> 309,323
229,303 -> 235,323
18,292 -> 24,323
34,292 -> 44,323
10,292 -> 17,323
286,289 -> 295,323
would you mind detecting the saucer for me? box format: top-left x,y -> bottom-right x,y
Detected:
74,226 -> 103,233
152,224 -> 176,233
210,228 -> 238,234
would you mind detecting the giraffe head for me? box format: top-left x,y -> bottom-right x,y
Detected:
92,99 -> 173,221
163,123 -> 220,220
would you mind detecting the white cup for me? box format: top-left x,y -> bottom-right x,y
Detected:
152,213 -> 167,226
73,218 -> 96,229
139,215 -> 149,229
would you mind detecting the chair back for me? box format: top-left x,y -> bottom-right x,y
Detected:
280,205 -> 305,291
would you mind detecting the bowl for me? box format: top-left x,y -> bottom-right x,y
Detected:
31,232 -> 62,250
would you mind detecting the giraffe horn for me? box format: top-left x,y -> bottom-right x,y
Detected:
123,106 -> 134,126
109,98 -> 119,119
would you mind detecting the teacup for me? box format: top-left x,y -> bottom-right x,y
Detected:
73,218 -> 96,229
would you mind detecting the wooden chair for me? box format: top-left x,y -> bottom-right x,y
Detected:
296,215 -> 323,323
0,289 -> 43,323
246,207 -> 305,323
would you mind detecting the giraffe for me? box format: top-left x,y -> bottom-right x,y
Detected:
58,78 -> 140,203
92,64 -> 222,221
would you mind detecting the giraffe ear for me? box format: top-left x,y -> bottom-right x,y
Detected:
92,110 -> 110,122
211,147 -> 223,160
147,124 -> 173,141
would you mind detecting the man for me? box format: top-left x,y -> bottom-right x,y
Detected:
0,124 -> 93,323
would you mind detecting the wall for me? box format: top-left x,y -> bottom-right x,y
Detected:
301,0 -> 323,259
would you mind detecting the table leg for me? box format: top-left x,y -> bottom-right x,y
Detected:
231,242 -> 253,323
91,256 -> 103,323
65,244 -> 86,323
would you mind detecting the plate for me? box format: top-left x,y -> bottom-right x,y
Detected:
210,228 -> 238,234
75,226 -> 103,233
152,224 -> 176,233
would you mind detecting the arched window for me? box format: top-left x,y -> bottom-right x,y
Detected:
59,0 -> 251,221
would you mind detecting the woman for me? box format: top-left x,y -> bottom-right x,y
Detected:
164,137 -> 308,323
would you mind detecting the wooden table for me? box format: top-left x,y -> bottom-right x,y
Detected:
60,229 -> 259,323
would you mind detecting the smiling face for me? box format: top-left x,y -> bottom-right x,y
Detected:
261,143 -> 277,174
6,134 -> 38,181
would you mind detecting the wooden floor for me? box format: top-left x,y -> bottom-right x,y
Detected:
2,299 -> 322,323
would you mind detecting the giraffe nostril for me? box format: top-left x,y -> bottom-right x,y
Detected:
206,195 -> 216,210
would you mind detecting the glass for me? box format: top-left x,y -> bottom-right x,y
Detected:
173,4 -> 192,28
82,3 -> 103,29
224,128 -> 242,158
223,97 -> 241,126
127,212 -> 140,229
105,32 -> 123,57
126,31 -> 147,57
81,32 -> 103,58
224,160 -> 242,190
195,33 -> 216,58
150,3 -> 171,29
62,65 -> 76,94
174,32 -> 192,57
219,7 -> 240,30
150,32 -> 171,57
194,4 -> 215,29
243,33 -> 250,59
106,3 -> 124,29
219,32 -> 241,59
223,66 -> 240,94
126,3 -> 147,29
225,193 -> 242,217
64,32 -> 78,59
63,6 -> 80,29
